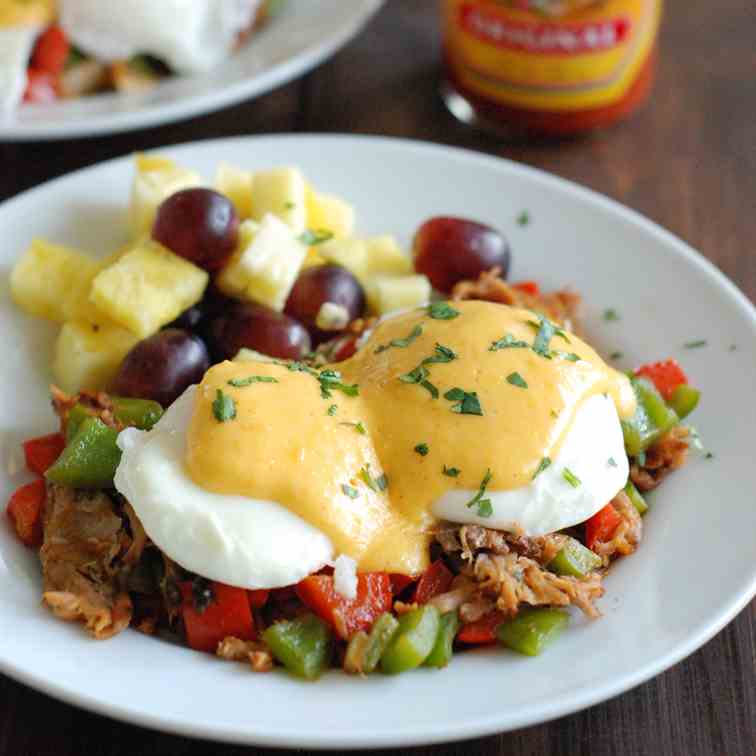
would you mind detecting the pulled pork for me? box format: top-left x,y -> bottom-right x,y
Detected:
50,385 -> 124,437
217,637 -> 273,672
592,490 -> 642,565
631,426 -> 690,492
451,268 -> 582,332
40,483 -> 132,639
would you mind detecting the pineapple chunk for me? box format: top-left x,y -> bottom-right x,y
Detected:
305,187 -> 355,239
130,153 -> 201,237
317,238 -> 369,284
90,239 -> 208,337
52,320 -> 140,393
10,239 -> 101,323
250,167 -> 307,233
215,162 -> 254,219
216,215 -> 306,311
365,235 -> 413,276
366,274 -> 432,316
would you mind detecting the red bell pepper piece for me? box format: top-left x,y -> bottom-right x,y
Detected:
248,589 -> 269,610
457,611 -> 506,645
22,433 -> 65,476
389,573 -> 415,596
296,572 -> 392,640
6,479 -> 46,547
635,359 -> 688,402
413,559 -> 453,604
585,503 -> 623,550
23,69 -> 60,104
512,281 -> 541,297
179,581 -> 256,653
31,26 -> 70,76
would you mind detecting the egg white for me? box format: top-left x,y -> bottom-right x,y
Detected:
0,28 -> 38,115
114,387 -> 334,590
59,0 -> 261,74
432,393 -> 629,535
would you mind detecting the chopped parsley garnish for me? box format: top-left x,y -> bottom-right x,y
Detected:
528,315 -> 570,358
444,387 -> 483,415
399,365 -> 439,399
284,201 -> 296,209
608,457 -> 618,467
516,210 -> 530,227
212,389 -> 236,423
375,324 -> 423,354
341,484 -> 359,499
562,468 -> 581,488
489,334 -> 529,351
427,301 -> 460,320
609,351 -> 624,360
299,229 -> 334,246
340,421 -> 367,435
327,404 -> 338,416
227,375 -> 279,387
532,457 -> 551,480
603,308 -> 620,322
318,369 -> 359,399
465,469 -> 493,518
683,339 -> 707,349
506,371 -> 528,389
550,409 -> 559,418
422,343 -> 457,365
414,443 -> 429,456
376,473 -> 389,492
729,344 -> 737,352
704,452 -> 714,460
443,465 -> 461,478
555,352 -> 581,362
637,451 -> 647,467
359,464 -> 386,493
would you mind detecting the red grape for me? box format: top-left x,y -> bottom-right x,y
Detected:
152,188 -> 239,272
284,264 -> 365,344
413,217 -> 510,292
207,302 -> 311,361
113,329 -> 210,407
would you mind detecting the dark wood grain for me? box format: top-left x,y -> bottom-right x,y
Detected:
0,1 -> 754,754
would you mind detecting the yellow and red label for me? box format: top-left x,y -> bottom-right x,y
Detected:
443,0 -> 662,112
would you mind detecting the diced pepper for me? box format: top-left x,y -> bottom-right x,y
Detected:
344,612 -> 400,674
424,611 -> 461,669
112,397 -> 164,430
548,536 -> 602,579
179,581 -> 256,653
296,572 -> 392,640
332,334 -> 360,362
456,611 -> 505,645
669,384 -> 700,419
45,417 -> 121,489
6,479 -> 46,547
621,376 -> 679,456
585,502 -> 622,550
512,281 -> 541,297
624,479 -> 648,515
65,404 -> 92,444
389,573 -> 415,596
248,589 -> 269,609
22,433 -> 65,475
413,559 -> 453,604
23,68 -> 59,104
31,26 -> 70,76
380,604 -> 439,674
497,607 -> 569,656
263,613 -> 332,680
635,359 -> 688,402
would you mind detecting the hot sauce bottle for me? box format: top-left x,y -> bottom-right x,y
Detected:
441,0 -> 663,137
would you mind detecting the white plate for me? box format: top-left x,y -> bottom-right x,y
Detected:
0,1 -> 383,141
0,135 -> 754,749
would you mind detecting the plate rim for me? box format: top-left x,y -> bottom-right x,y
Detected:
0,133 -> 754,749
0,0 -> 385,141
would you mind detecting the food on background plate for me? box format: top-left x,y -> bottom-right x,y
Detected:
1,0 -> 281,115
6,154 -> 702,679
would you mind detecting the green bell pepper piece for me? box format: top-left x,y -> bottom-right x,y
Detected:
497,607 -> 569,656
624,479 -> 648,515
344,612 -> 400,674
262,613 -> 332,680
622,376 -> 679,456
65,397 -> 163,444
423,611 -> 461,669
669,384 -> 700,419
380,604 -> 439,674
46,417 -> 122,489
65,403 -> 92,444
548,537 -> 602,579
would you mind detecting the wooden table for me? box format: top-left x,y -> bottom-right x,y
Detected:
1,1 -> 754,754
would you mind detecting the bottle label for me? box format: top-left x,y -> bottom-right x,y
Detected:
443,0 -> 661,112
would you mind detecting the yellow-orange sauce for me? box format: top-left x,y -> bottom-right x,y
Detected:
186,301 -> 635,574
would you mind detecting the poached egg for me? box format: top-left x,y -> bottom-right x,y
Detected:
115,301 -> 635,589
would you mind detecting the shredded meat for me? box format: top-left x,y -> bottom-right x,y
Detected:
217,637 -> 273,672
121,501 -> 147,566
451,268 -> 582,332
50,385 -> 123,437
40,483 -> 132,639
592,490 -> 642,565
631,426 -> 690,492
